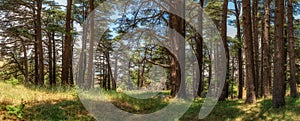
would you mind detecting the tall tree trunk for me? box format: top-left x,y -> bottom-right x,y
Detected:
252,0 -> 259,98
243,0 -> 256,104
208,54 -> 212,86
288,0 -> 298,98
260,19 -> 265,98
105,51 -> 115,90
86,0 -> 94,89
62,0 -> 73,86
36,0 -> 44,86
219,0 -> 229,101
273,0 -> 285,108
234,0 -> 243,99
231,57 -> 235,99
20,38 -> 29,85
283,30 -> 288,96
262,0 -> 271,98
113,53 -> 118,90
196,0 -> 204,97
48,32 -> 53,86
52,32 -> 56,85
169,0 -> 186,98
33,2 -> 39,85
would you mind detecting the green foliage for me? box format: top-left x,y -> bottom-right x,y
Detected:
5,77 -> 19,85
6,103 -> 25,119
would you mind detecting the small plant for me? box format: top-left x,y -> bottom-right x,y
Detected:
5,102 -> 25,119
5,77 -> 19,85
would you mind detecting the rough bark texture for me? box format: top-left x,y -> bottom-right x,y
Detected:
273,0 -> 285,108
33,1 -> 39,85
170,0 -> 186,98
234,0 -> 243,99
262,0 -> 271,98
62,0 -> 73,86
219,0 -> 229,101
243,0 -> 256,104
37,0 -> 44,86
287,0 -> 298,98
20,38 -> 29,85
196,0 -> 204,97
86,0 -> 94,89
52,32 -> 56,85
48,32 -> 53,86
252,0 -> 260,98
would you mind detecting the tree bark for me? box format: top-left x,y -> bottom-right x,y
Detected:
219,0 -> 229,101
33,1 -> 39,86
231,57 -> 235,99
234,0 -> 243,99
252,0 -> 260,98
20,37 -> 29,85
86,0 -> 94,89
48,32 -> 54,86
52,32 -> 56,85
62,0 -> 73,86
287,0 -> 298,98
36,0 -> 44,86
243,0 -> 256,104
262,0 -> 271,98
196,0 -> 204,97
273,0 -> 285,108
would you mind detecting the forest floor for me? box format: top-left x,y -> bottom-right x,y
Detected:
0,81 -> 299,121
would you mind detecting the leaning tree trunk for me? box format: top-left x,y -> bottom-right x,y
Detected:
273,0 -> 285,108
196,0 -> 204,98
243,0 -> 256,104
20,37 -> 29,85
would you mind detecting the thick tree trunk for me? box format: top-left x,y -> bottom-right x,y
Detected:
262,0 -> 271,98
260,19 -> 264,98
86,0 -> 95,89
219,0 -> 229,101
252,0 -> 259,98
36,0 -> 44,86
288,0 -> 298,98
243,0 -> 256,104
33,1 -> 39,85
62,0 -> 73,86
169,0 -> 186,98
273,0 -> 285,108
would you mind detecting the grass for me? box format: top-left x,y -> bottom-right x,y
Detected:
0,81 -> 299,121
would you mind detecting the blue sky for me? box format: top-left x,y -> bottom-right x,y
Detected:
55,0 -> 67,6
54,0 -> 237,37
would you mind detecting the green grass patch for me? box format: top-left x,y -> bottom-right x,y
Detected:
0,82 -> 299,121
